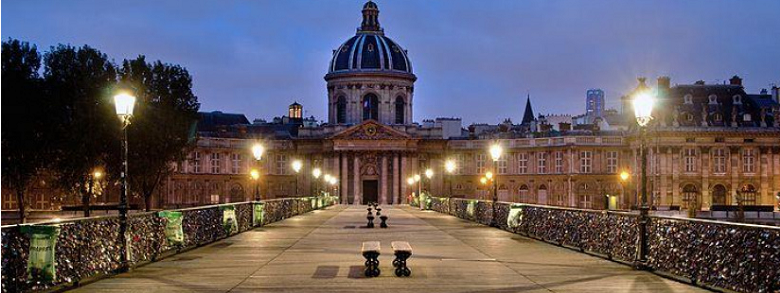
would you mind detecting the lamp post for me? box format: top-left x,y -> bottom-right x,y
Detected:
445,160 -> 456,198
84,169 -> 102,217
113,91 -> 136,272
291,160 -> 302,197
619,171 -> 630,210
489,143 -> 502,227
252,143 -> 264,200
414,174 -> 421,205
250,169 -> 260,201
323,174 -> 332,197
632,88 -> 654,269
312,167 -> 321,196
424,168 -> 433,194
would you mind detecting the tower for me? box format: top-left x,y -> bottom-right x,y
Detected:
325,1 -> 416,125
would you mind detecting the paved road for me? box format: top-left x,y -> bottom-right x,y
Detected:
74,205 -> 706,292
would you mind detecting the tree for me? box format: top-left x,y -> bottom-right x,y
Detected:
43,44 -> 117,216
1,39 -> 48,223
118,56 -> 199,211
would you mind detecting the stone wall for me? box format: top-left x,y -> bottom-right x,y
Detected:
428,197 -> 780,293
1,196 -> 337,292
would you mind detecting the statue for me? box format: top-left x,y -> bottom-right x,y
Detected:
672,106 -> 680,127
701,104 -> 709,127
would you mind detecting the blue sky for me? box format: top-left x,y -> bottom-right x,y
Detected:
3,0 -> 779,124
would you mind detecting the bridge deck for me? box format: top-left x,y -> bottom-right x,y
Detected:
74,205 -> 705,292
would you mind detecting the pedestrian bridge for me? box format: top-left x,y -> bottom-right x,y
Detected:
3,198 -> 777,293
74,205 -> 704,292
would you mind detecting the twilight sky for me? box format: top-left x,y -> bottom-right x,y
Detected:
3,0 -> 779,124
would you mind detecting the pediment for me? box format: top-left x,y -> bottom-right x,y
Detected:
330,120 -> 411,140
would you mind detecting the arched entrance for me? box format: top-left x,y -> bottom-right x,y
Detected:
681,184 -> 699,211
537,185 -> 548,205
712,184 -> 727,206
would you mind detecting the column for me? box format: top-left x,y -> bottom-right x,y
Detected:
393,153 -> 400,205
381,155 -> 388,204
401,154 -> 408,204
341,153 -> 349,204
353,155 -> 361,205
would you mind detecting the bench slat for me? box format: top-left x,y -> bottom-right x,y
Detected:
391,241 -> 412,252
362,241 -> 381,252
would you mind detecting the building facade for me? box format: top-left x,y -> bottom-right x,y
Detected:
4,1 -> 780,215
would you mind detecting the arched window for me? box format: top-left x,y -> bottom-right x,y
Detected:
336,96 -> 347,124
395,96 -> 405,124
739,184 -> 757,205
712,184 -> 727,206
518,184 -> 529,202
733,95 -> 742,104
708,94 -> 718,104
362,94 -> 379,121
684,94 -> 693,104
537,185 -> 548,205
682,184 -> 699,210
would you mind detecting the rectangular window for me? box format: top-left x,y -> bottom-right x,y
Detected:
193,152 -> 201,173
518,153 -> 529,174
554,151 -> 564,174
497,154 -> 507,174
743,148 -> 755,173
476,154 -> 486,174
712,148 -> 727,174
580,151 -> 592,174
537,152 -> 547,174
231,153 -> 241,174
684,148 -> 697,173
606,151 -> 618,173
456,154 -> 466,175
210,153 -> 221,174
276,154 -> 288,175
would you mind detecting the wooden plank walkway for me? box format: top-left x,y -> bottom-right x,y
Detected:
73,205 -> 706,292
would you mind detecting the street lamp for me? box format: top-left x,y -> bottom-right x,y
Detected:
291,160 -> 302,197
619,171 -> 630,210
312,167 -> 321,196
250,169 -> 260,201
84,169 -> 103,217
413,174 -> 421,203
252,143 -> 264,200
632,87 -> 654,268
425,168 -> 433,193
445,160 -> 456,198
113,91 -> 136,272
406,176 -> 415,205
489,143 -> 502,227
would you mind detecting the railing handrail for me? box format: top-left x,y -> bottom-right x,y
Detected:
441,197 -> 779,228
1,197 -> 332,229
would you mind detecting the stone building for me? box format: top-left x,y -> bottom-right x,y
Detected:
4,1 -> 779,215
154,2 -> 780,212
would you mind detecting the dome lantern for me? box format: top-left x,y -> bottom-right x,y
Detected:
359,1 -> 382,34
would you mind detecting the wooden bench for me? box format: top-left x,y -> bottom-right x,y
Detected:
391,241 -> 412,277
362,241 -> 381,277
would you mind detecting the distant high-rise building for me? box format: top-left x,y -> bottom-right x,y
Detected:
586,89 -> 605,118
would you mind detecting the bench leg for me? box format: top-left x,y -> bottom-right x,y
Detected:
393,252 -> 411,277
363,252 -> 380,277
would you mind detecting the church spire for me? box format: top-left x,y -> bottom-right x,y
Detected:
359,1 -> 383,34
521,94 -> 535,125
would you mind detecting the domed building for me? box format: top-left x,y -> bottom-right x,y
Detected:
132,1 -> 779,216
325,1 -> 416,125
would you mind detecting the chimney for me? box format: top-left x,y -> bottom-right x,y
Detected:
729,75 -> 742,86
657,76 -> 671,91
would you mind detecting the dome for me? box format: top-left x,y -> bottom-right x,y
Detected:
327,1 -> 413,75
